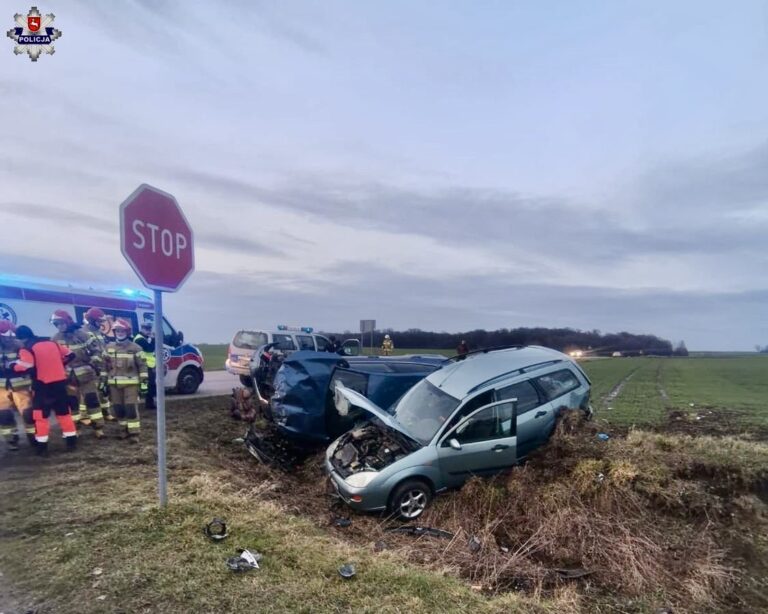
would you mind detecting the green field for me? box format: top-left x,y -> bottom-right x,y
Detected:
581,356 -> 768,428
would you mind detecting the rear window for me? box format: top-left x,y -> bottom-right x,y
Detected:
533,369 -> 581,401
233,330 -> 268,350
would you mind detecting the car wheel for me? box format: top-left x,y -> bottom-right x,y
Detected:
176,366 -> 201,395
239,375 -> 253,387
388,479 -> 432,520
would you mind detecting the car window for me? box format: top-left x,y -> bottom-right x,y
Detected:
441,390 -> 494,436
233,330 -> 268,350
330,369 -> 369,396
393,380 -> 461,445
296,335 -> 315,350
533,369 -> 581,401
272,334 -> 296,351
496,380 -> 542,414
453,402 -> 515,444
315,336 -> 329,351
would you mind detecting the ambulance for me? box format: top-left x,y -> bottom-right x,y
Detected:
0,278 -> 204,394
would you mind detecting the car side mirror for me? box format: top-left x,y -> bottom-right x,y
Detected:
448,438 -> 462,451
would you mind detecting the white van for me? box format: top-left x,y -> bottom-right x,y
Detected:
0,278 -> 204,394
225,326 -> 360,385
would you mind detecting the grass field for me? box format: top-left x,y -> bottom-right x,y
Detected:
581,356 -> 768,429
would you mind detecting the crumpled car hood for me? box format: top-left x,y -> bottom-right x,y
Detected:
334,382 -> 419,443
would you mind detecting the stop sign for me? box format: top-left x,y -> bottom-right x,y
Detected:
120,184 -> 194,292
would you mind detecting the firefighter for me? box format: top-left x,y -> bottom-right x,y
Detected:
133,322 -> 156,410
13,325 -> 77,455
51,310 -> 105,439
83,307 -> 115,421
381,334 -> 394,356
105,319 -> 147,443
0,321 -> 35,450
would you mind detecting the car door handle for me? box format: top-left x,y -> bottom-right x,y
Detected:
535,411 -> 547,418
492,444 -> 509,452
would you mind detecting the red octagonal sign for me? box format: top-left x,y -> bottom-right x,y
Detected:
120,184 -> 195,292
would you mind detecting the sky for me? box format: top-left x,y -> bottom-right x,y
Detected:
1,0 -> 767,350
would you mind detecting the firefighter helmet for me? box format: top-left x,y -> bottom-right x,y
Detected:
84,307 -> 106,323
112,318 -> 132,333
0,320 -> 16,335
50,309 -> 73,326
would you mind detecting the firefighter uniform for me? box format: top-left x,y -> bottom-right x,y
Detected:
105,321 -> 147,442
381,334 -> 394,356
133,327 -> 156,409
0,324 -> 34,450
84,310 -> 114,421
52,314 -> 105,438
14,326 -> 77,455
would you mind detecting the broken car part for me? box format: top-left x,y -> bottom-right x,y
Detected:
226,548 -> 262,572
338,563 -> 356,579
204,518 -> 229,541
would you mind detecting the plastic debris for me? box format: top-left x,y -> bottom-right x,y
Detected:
96,595 -> 107,601
204,518 -> 229,541
338,563 -> 356,579
597,433 -> 610,441
92,568 -> 103,576
468,536 -> 482,553
385,526 -> 454,539
226,548 -> 262,572
332,517 -> 352,528
596,472 -> 605,483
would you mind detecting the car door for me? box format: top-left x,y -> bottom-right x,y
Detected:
436,400 -> 517,488
496,379 -> 552,459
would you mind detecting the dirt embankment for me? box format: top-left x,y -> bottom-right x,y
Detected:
218,404 -> 768,613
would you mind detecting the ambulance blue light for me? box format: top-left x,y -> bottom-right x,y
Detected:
121,288 -> 136,296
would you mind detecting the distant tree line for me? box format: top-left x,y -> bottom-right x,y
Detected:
331,327 -> 680,357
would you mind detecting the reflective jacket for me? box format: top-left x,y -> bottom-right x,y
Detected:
53,326 -> 102,383
133,333 -> 156,368
14,340 -> 72,384
1,336 -> 32,391
105,339 -> 147,387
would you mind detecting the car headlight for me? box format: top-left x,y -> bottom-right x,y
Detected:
345,471 -> 378,488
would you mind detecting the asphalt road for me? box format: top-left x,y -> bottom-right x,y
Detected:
172,370 -> 239,400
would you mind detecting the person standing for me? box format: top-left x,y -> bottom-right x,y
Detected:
0,321 -> 35,450
133,322 -> 156,410
51,310 -> 105,438
83,307 -> 115,422
105,319 -> 147,443
326,336 -> 342,354
456,340 -> 470,359
13,325 -> 77,455
381,334 -> 394,356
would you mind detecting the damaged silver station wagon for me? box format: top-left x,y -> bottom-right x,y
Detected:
326,346 -> 592,520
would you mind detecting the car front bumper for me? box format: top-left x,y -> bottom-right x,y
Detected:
324,453 -> 387,513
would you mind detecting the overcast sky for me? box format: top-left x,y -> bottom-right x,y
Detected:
2,1 -> 767,350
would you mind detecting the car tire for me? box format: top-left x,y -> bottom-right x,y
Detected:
239,375 -> 253,387
388,479 -> 432,521
176,366 -> 201,395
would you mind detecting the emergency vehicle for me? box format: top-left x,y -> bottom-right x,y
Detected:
0,278 -> 204,394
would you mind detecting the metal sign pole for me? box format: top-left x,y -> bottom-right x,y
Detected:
154,289 -> 167,507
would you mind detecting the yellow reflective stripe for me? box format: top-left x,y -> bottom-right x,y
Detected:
111,352 -> 138,359
0,428 -> 13,435
10,378 -> 32,388
25,426 -> 36,434
126,421 -> 140,431
59,342 -> 87,350
110,378 -> 139,385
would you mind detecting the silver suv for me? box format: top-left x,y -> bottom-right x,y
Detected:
327,346 -> 592,520
225,326 -> 359,385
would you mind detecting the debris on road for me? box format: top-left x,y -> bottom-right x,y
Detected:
338,563 -> 356,579
384,526 -> 453,539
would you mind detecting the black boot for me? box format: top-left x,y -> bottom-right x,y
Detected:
7,434 -> 20,451
65,435 -> 78,451
35,441 -> 49,457
26,433 -> 37,447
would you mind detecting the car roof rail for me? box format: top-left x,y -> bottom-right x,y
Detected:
443,345 -> 525,363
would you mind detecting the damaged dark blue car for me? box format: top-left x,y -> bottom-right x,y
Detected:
264,351 -> 446,444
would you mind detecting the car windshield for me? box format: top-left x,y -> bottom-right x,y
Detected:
392,379 -> 460,445
233,330 -> 268,350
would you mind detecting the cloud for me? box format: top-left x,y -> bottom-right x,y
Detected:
2,203 -> 115,233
